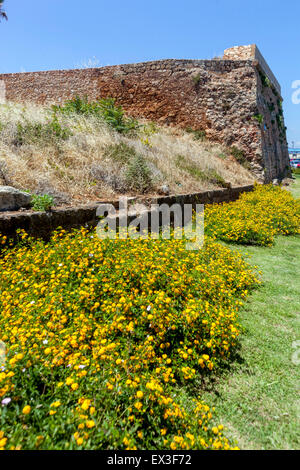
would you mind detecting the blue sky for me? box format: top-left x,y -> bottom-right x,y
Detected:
0,0 -> 299,146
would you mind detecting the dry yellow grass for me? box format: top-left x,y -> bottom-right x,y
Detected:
0,102 -> 255,204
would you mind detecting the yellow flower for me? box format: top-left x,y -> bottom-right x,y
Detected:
0,437 -> 7,448
136,391 -> 143,399
86,420 -> 95,429
51,401 -> 61,408
22,405 -> 31,415
81,400 -> 90,411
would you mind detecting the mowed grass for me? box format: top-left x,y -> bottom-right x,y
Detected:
289,174 -> 300,199
201,177 -> 300,449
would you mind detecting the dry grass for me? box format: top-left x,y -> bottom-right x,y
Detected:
0,101 -> 255,204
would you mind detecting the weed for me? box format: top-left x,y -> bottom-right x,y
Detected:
186,127 -> 206,141
192,74 -> 201,88
31,193 -> 54,211
253,114 -> 264,125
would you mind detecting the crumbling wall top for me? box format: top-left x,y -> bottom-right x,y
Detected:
223,44 -> 281,94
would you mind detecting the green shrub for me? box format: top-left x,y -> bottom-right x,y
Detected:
259,71 -> 271,88
229,146 -> 250,169
14,114 -> 72,146
205,168 -> 226,187
192,74 -> 201,86
31,194 -> 54,212
98,98 -> 139,134
101,143 -> 154,193
103,142 -> 136,165
125,153 -> 153,193
52,96 -> 99,116
185,127 -> 206,141
54,96 -> 139,135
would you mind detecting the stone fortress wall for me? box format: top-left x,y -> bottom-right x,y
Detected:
0,44 -> 290,182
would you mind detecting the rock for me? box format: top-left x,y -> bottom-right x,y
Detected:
160,184 -> 170,195
0,186 -> 32,212
280,178 -> 293,186
272,179 -> 279,186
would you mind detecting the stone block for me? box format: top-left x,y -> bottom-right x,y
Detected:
0,186 -> 31,212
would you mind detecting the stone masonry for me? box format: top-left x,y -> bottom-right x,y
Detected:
0,44 -> 290,182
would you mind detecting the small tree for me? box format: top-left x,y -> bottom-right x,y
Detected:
125,153 -> 153,193
0,1 -> 7,21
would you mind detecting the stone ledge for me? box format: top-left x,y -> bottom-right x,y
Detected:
0,185 -> 254,242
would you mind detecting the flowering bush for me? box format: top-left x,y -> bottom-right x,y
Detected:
205,184 -> 300,246
0,230 -> 259,450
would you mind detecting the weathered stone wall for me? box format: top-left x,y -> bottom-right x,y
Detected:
223,44 -> 281,95
0,45 -> 290,182
256,71 -> 290,181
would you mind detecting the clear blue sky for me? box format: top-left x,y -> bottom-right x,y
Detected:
1,0 -> 299,146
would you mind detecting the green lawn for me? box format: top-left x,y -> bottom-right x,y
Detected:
289,174 -> 300,199
201,178 -> 300,449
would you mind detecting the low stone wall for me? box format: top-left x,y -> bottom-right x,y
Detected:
0,185 -> 254,242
